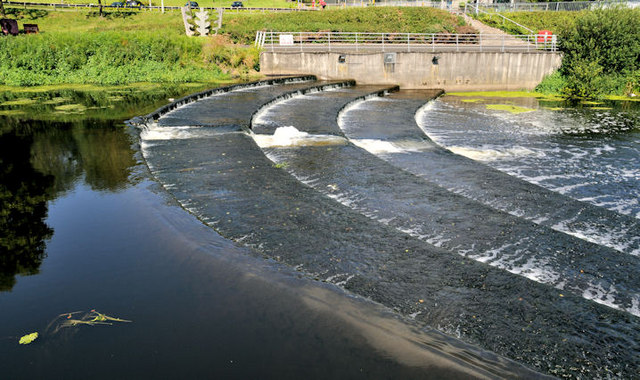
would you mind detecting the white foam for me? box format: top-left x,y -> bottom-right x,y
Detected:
351,139 -> 405,154
141,125 -> 203,141
252,126 -> 347,148
446,145 -> 542,162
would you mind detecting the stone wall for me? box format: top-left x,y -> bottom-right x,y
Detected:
260,51 -> 562,91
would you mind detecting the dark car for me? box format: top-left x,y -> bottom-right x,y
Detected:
125,0 -> 143,7
110,2 -> 124,7
231,1 -> 243,8
185,1 -> 199,7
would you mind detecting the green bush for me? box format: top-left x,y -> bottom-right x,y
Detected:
535,70 -> 566,95
560,7 -> 640,77
558,7 -> 640,98
0,31 -> 260,86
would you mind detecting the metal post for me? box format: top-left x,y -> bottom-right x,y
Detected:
300,31 -> 303,52
328,31 -> 331,52
382,33 -> 385,52
432,34 -> 435,52
456,34 -> 459,52
407,33 -> 410,52
355,32 -> 359,53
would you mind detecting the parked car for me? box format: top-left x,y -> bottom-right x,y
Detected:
185,1 -> 199,7
110,2 -> 124,7
231,1 -> 243,8
125,0 -> 143,8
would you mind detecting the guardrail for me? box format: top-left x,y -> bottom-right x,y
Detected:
255,31 -> 559,53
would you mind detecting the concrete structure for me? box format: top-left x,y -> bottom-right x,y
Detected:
260,51 -> 562,91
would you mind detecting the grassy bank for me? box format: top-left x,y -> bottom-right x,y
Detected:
15,0 -> 298,7
221,7 -> 471,44
0,9 -> 260,86
474,10 -> 582,35
0,7 -> 470,86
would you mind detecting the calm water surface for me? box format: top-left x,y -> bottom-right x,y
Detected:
0,85 -> 529,379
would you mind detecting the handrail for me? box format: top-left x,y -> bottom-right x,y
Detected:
473,0 -> 631,12
256,31 -> 559,52
463,5 -> 535,34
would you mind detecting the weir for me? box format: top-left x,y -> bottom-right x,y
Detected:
131,76 -> 640,379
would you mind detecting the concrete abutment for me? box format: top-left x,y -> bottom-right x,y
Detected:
260,51 -> 562,91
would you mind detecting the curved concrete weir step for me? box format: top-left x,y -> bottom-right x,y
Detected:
156,78 -> 354,128
339,93 -> 640,257
251,85 -> 400,136
254,88 -> 640,317
134,82 -> 640,379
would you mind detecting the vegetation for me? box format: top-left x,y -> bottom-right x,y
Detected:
221,7 -> 471,44
29,0 -> 298,7
0,6 -> 470,86
556,7 -> 640,98
0,9 -> 260,86
474,10 -> 582,35
474,7 -> 640,99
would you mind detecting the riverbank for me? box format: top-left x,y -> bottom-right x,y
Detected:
0,7 -> 470,86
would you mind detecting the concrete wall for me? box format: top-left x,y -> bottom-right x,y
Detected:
260,51 -> 562,91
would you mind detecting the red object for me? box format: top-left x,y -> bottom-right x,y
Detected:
537,30 -> 553,43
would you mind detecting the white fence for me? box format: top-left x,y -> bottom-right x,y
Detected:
255,31 -> 559,52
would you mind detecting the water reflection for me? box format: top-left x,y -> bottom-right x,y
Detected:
0,84 -> 209,291
30,121 -> 136,193
0,130 -> 53,291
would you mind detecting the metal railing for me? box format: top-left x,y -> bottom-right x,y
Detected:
255,31 -> 559,52
463,5 -> 535,34
474,0 -> 638,12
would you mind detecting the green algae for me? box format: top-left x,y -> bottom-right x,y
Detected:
0,110 -> 26,116
447,91 -> 564,102
54,104 -> 88,114
605,95 -> 640,102
18,332 -> 38,345
460,98 -> 484,103
1,98 -> 38,106
486,104 -> 536,114
41,97 -> 72,105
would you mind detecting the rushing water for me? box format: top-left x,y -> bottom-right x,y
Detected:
5,80 -> 640,379
0,84 -> 545,379
417,96 -> 640,220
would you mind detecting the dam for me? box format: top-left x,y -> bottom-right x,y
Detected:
132,76 -> 640,378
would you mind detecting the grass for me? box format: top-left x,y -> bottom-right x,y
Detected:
0,6 -> 473,85
5,0 -> 298,8
474,10 -> 584,35
222,7 -> 471,43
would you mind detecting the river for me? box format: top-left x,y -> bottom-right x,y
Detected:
2,81 -> 639,379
